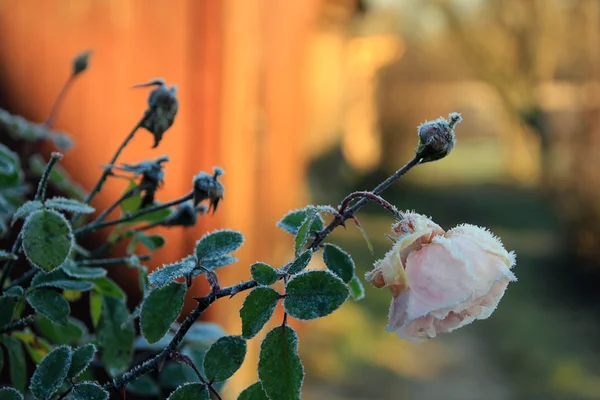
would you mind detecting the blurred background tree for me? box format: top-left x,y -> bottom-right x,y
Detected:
2,0 -> 600,399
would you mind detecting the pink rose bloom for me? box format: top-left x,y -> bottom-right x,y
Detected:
365,212 -> 516,342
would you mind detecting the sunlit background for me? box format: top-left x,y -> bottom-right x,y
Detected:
2,0 -> 600,399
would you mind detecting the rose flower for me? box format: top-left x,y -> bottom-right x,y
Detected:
365,212 -> 516,342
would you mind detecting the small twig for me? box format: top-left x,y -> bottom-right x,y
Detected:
71,113 -> 150,226
0,315 -> 35,334
282,275 -> 288,327
44,75 -> 75,129
6,269 -> 37,289
74,191 -> 192,236
171,352 -> 223,400
0,153 -> 63,293
77,254 -> 151,267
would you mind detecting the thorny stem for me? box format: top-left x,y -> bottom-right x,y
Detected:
74,191 -> 193,236
339,191 -> 403,220
104,155 -> 423,393
0,153 -> 63,293
0,315 -> 35,334
71,113 -> 149,226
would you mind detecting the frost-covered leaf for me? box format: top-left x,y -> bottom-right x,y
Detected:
22,209 -> 73,272
203,336 -> 246,382
96,296 -> 134,376
67,344 -> 96,379
3,336 -> 26,393
92,277 -> 125,300
0,250 -> 17,260
348,276 -> 365,301
250,262 -> 278,286
195,229 -> 244,260
26,289 -> 70,325
148,256 -> 196,288
37,316 -> 86,345
240,287 -> 281,339
4,285 -> 24,298
31,269 -> 93,291
238,382 -> 269,400
61,259 -> 106,279
45,197 -> 95,214
258,326 -> 303,400
276,208 -> 324,235
167,383 -> 209,400
29,345 -> 72,400
0,143 -> 22,187
284,271 -> 349,320
11,200 -> 43,225
199,255 -> 237,271
140,282 -> 186,344
70,383 -> 108,400
286,250 -> 312,275
322,244 -> 355,283
0,387 -> 23,400
294,208 -> 316,255
0,296 -> 17,328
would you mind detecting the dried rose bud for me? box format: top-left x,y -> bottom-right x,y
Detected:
415,112 -> 462,163
73,50 -> 92,76
365,212 -> 516,342
134,78 -> 179,148
161,201 -> 197,227
192,167 -> 224,213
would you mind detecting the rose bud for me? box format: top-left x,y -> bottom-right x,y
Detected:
416,112 -> 462,163
365,212 -> 516,342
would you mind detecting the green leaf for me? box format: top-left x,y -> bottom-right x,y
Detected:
322,244 -> 355,283
119,180 -> 173,226
0,143 -> 22,187
12,331 -> 52,364
67,344 -> 96,379
29,345 -> 72,400
31,269 -> 94,291
0,250 -> 17,260
70,383 -> 108,400
348,275 -> 365,301
294,208 -> 316,255
168,383 -> 209,400
134,232 -> 165,252
89,292 -> 102,328
22,209 -> 73,272
277,208 -> 324,235
195,229 -> 244,260
11,200 -> 43,225
240,287 -> 281,339
4,285 -> 24,297
96,296 -> 134,376
0,296 -> 17,328
148,256 -> 196,288
92,277 -> 125,300
45,197 -> 95,214
284,271 -> 349,320
140,282 -> 186,344
26,289 -> 70,325
203,336 -> 246,382
0,388 -> 23,400
126,375 -> 160,396
3,336 -> 27,393
238,382 -> 269,400
250,262 -> 279,286
36,316 -> 86,345
258,326 -> 303,400
286,250 -> 312,275
61,259 -> 107,279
